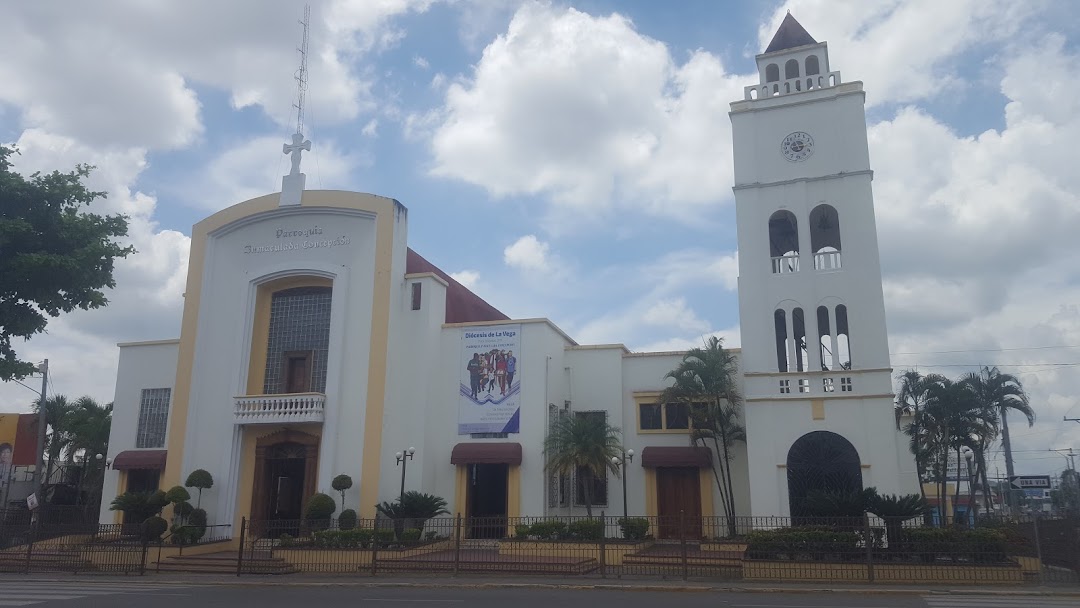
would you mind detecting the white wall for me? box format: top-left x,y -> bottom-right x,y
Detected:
99,340 -> 179,524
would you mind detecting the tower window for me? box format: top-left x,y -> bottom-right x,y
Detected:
766,63 -> 780,83
836,304 -> 851,370
810,204 -> 842,271
785,59 -> 800,79
769,210 -> 800,274
774,309 -> 788,372
792,307 -> 807,372
817,305 -> 834,371
806,55 -> 820,76
411,282 -> 422,310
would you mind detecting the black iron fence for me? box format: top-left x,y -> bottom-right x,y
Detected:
235,513 -> 1080,584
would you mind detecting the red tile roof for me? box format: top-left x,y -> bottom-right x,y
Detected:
406,248 -> 509,324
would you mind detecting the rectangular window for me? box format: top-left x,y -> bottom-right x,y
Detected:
841,377 -> 853,392
639,403 -> 663,430
665,403 -> 690,430
798,378 -> 811,394
411,282 -> 422,311
823,377 -> 835,393
136,388 -> 171,449
779,379 -> 791,394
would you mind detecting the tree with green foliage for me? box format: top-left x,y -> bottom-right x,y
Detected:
543,412 -> 623,517
661,336 -> 745,536
184,469 -> 213,509
895,370 -> 947,501
0,145 -> 135,381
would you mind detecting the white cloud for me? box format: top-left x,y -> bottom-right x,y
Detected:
413,55 -> 430,69
503,235 -> 553,273
361,119 -> 379,137
449,270 -> 480,289
642,299 -> 710,334
428,3 -> 747,228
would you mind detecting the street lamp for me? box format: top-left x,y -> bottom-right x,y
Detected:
611,449 -> 635,520
961,446 -> 975,524
395,447 -> 416,502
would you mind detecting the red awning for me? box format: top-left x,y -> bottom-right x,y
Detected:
450,443 -> 522,465
112,450 -> 167,471
640,446 -> 712,468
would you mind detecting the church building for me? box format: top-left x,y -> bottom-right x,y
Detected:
99,15 -> 919,535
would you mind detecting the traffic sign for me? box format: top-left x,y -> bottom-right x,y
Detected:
1009,475 -> 1051,490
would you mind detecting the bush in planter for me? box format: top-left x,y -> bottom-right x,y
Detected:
513,522 -> 532,539
528,520 -> 568,541
400,528 -> 422,542
338,508 -> 358,531
618,517 -> 650,541
304,493 -> 337,530
567,519 -> 604,540
279,533 -> 294,548
745,526 -> 861,561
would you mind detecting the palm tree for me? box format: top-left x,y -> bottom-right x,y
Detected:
962,366 -> 1033,515
895,370 -> 947,501
65,397 -> 112,514
660,336 -> 745,536
32,394 -> 75,485
543,412 -> 622,517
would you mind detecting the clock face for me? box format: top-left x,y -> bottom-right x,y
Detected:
781,131 -> 815,162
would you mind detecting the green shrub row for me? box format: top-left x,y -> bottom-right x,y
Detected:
279,527 -> 441,549
513,519 -> 606,541
746,526 -> 863,561
746,525 -> 1011,564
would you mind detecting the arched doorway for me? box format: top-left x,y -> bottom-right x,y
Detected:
251,430 -> 319,528
786,431 -> 862,518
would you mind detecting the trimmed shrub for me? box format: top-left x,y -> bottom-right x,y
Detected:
745,526 -> 861,561
304,493 -> 337,529
618,517 -> 650,541
528,520 -> 568,541
165,485 -> 191,504
174,501 -> 194,519
513,522 -> 532,539
279,533 -> 294,548
142,516 -> 168,542
424,530 -> 439,541
332,474 -> 353,509
185,469 -> 214,509
188,508 -> 208,541
338,508 -> 358,531
567,519 -> 604,541
373,528 -> 395,546
400,528 -> 422,542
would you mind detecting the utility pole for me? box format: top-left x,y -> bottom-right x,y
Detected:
34,359 -> 48,496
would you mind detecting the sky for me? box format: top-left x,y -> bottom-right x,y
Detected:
1,0 -> 1079,481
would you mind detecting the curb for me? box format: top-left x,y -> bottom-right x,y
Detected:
5,576 -> 1080,597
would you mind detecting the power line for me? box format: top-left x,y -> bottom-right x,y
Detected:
891,344 -> 1080,356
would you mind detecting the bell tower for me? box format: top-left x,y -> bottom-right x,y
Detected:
730,14 -> 916,516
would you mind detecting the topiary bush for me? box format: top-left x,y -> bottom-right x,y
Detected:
567,519 -> 604,541
338,508 -> 358,531
185,469 -> 214,509
142,515 -> 168,542
304,493 -> 337,530
187,507 -> 208,541
618,517 -> 650,541
332,474 -> 353,509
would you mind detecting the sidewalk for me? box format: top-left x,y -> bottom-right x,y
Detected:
3,572 -> 1079,597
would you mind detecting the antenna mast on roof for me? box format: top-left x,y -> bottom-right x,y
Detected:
293,4 -> 310,136
281,4 -> 312,206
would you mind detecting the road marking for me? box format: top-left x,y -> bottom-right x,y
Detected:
359,601 -> 465,604
924,598 -> 1080,607
0,602 -> 37,607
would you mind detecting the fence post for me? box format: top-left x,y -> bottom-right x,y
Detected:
863,513 -> 874,583
371,523 -> 379,576
235,517 -> 246,577
1032,514 -> 1044,586
680,510 -> 688,581
453,514 -> 461,576
599,512 -> 607,579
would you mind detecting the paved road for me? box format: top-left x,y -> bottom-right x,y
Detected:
1,582 -> 1077,608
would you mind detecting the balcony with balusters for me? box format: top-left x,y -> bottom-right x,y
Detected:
233,393 -> 325,425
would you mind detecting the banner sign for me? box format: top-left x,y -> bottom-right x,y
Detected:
458,325 -> 521,435
0,413 -> 17,491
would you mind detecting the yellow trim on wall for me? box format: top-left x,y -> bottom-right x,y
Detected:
643,467 -> 658,535
507,465 -> 521,519
454,465 -> 468,518
699,468 -> 715,517
811,398 -> 825,420
246,276 -> 333,395
112,470 -> 128,524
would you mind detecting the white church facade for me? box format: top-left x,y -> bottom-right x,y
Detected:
99,15 -> 919,534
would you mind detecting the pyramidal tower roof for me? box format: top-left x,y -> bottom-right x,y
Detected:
764,12 -> 817,54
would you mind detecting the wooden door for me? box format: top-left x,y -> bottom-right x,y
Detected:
656,467 -> 702,539
284,352 -> 312,393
